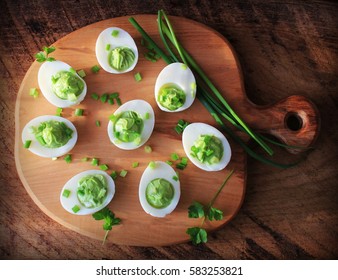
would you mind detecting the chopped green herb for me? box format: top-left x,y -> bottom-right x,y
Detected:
172,175 -> 179,181
166,160 -> 173,166
148,161 -> 156,169
64,154 -> 72,163
91,158 -> 99,166
145,52 -> 157,62
181,64 -> 188,70
207,207 -> 224,221
99,164 -> 109,171
132,162 -> 139,168
186,169 -> 234,245
91,93 -> 99,100
110,92 -> 119,99
29,88 -> 39,98
119,169 -> 128,177
186,227 -> 207,245
144,112 -> 150,120
116,97 -> 122,106
144,145 -> 152,153
95,120 -> 101,127
81,157 -> 89,162
72,205 -> 80,213
55,107 -> 63,116
105,44 -> 111,51
176,162 -> 186,170
75,108 -> 84,116
91,65 -> 100,73
62,189 -> 71,198
174,119 -> 190,134
92,207 -> 121,244
24,140 -> 31,149
110,171 -> 118,180
108,98 -> 114,105
77,69 -> 86,78
111,30 -> 119,37
188,201 -> 205,218
35,46 -> 56,63
100,93 -> 108,103
181,157 -> 188,165
134,72 -> 142,82
170,153 -> 179,161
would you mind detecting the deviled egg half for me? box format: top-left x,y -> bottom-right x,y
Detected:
182,123 -> 231,172
60,170 -> 115,215
155,62 -> 196,112
139,161 -> 180,218
22,115 -> 77,158
107,99 -> 155,150
96,27 -> 138,74
38,60 -> 87,108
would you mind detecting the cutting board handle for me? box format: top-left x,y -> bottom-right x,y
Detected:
243,95 -> 320,153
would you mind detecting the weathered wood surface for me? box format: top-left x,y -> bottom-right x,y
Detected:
0,0 -> 337,259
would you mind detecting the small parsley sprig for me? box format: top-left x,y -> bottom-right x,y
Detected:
186,169 -> 234,245
35,46 -> 56,62
92,207 -> 121,244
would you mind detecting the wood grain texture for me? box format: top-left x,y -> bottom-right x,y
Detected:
1,0 -> 337,259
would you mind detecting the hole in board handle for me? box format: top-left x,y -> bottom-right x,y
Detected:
285,112 -> 303,131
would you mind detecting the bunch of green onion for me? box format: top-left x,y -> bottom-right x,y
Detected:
129,10 -> 301,168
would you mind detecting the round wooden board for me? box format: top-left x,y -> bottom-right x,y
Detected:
15,15 -> 248,246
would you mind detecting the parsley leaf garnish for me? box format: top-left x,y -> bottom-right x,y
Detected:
35,46 -> 56,63
188,201 -> 205,218
207,206 -> 223,221
92,207 -> 121,244
186,227 -> 207,245
186,169 -> 234,245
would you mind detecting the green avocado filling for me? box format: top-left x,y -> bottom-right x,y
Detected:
113,111 -> 144,143
158,83 -> 186,111
109,47 -> 135,71
146,178 -> 174,209
190,134 -> 224,164
77,174 -> 108,208
51,70 -> 84,101
32,120 -> 73,148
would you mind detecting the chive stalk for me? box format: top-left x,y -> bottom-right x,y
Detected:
91,93 -> 99,100
134,72 -> 142,82
129,12 -> 299,168
157,11 -> 273,155
24,140 -> 32,149
110,171 -> 118,180
77,69 -> 86,78
75,108 -> 84,116
56,107 -> 63,116
64,154 -> 72,163
91,65 -> 100,73
120,169 -> 128,177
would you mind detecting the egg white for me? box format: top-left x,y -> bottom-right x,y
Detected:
95,27 -> 138,74
22,115 -> 78,158
60,170 -> 115,215
154,62 -> 196,112
38,60 -> 87,108
182,123 -> 232,171
139,161 -> 180,218
107,99 -> 155,150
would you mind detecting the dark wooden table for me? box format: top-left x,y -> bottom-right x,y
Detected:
1,0 -> 337,260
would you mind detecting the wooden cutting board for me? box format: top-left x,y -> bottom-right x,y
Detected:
14,15 -> 319,246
